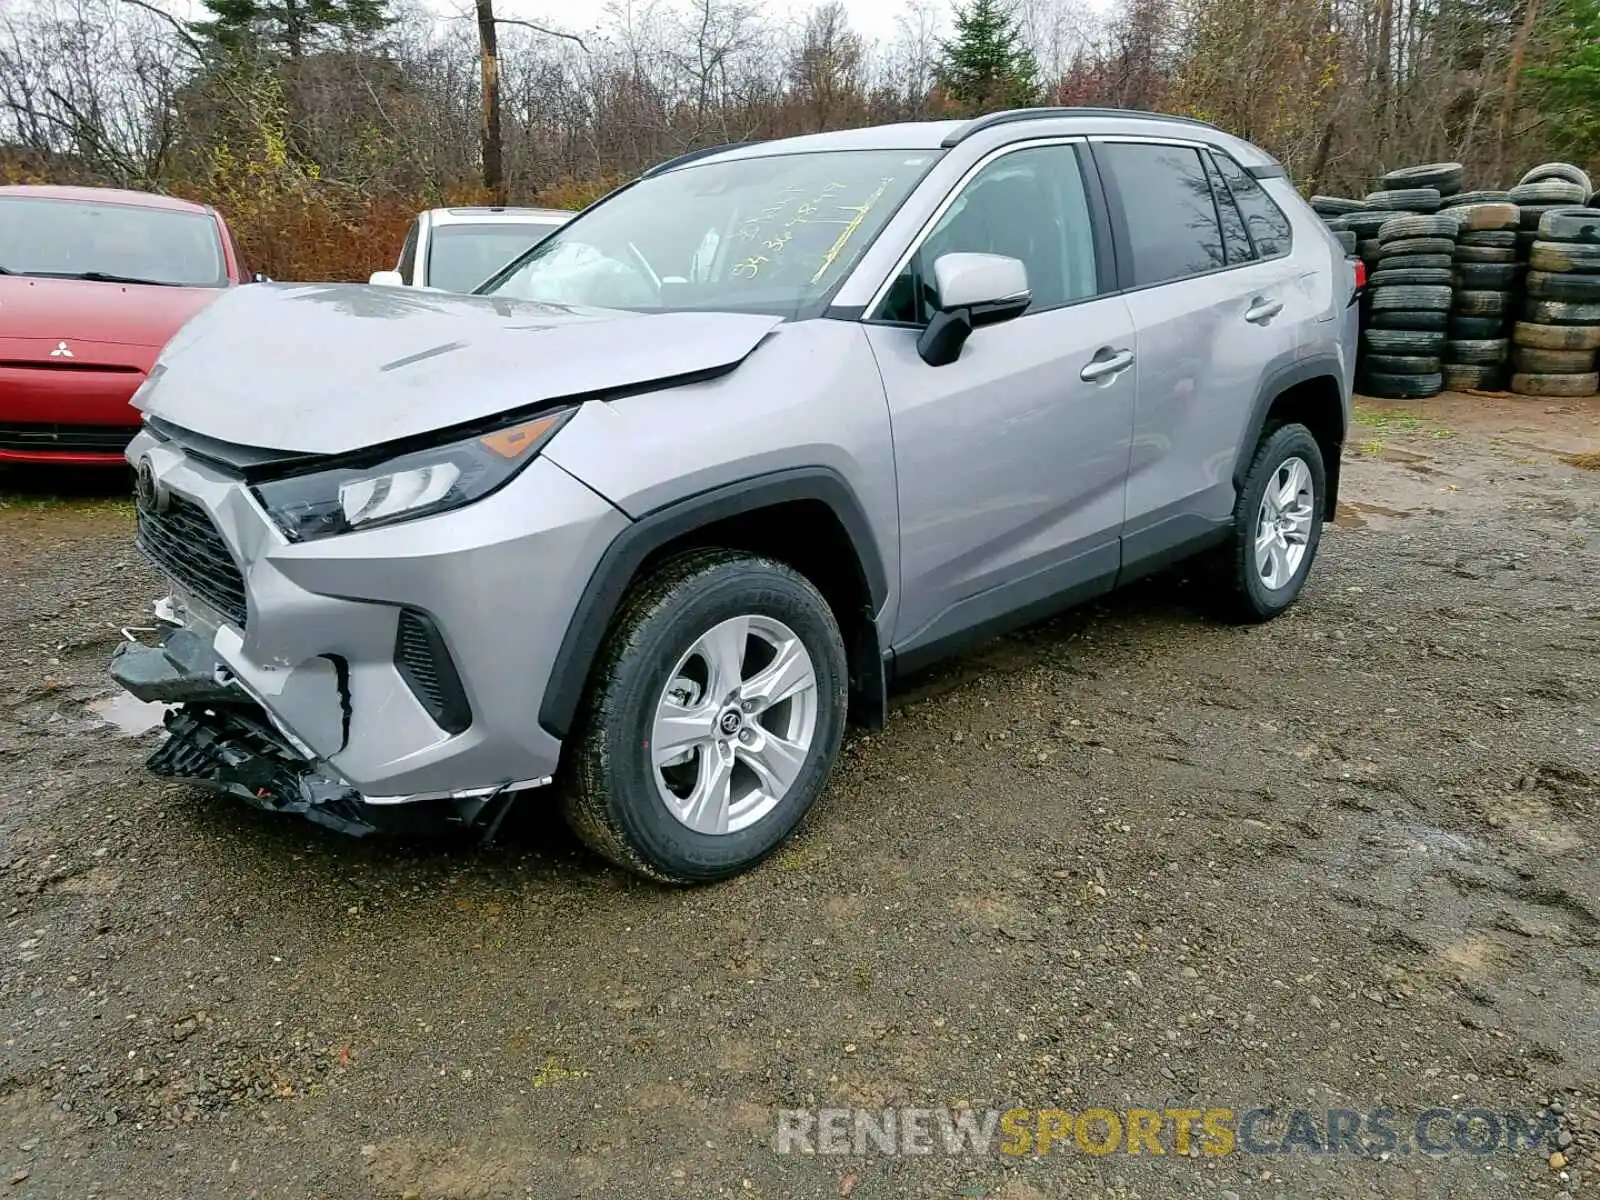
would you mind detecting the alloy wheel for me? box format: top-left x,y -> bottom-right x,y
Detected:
651,614 -> 819,835
1254,455 -> 1315,590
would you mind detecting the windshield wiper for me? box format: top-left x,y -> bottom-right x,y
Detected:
57,270 -> 183,287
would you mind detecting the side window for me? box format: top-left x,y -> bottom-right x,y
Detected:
1211,151 -> 1293,259
877,143 -> 1098,324
1096,141 -> 1224,286
1202,153 -> 1253,265
397,219 -> 420,284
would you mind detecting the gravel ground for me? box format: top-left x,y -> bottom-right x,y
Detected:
2,394 -> 1598,1200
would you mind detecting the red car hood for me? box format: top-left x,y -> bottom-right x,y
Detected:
0,275 -> 224,353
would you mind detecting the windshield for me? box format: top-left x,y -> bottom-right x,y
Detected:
427,221 -> 566,293
0,196 -> 226,287
483,149 -> 938,317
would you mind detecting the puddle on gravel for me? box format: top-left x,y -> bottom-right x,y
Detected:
1335,501 -> 1414,528
87,692 -> 170,737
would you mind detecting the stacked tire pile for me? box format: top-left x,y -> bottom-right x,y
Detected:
1354,162 -> 1465,400
1312,160 -> 1600,400
1509,165 -> 1600,398
1439,200 -> 1522,391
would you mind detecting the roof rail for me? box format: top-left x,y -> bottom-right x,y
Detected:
640,141 -> 762,179
940,107 -> 1219,148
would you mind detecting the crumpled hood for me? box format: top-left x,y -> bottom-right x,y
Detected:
138,283 -> 784,455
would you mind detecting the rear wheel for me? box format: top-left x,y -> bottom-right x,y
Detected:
563,549 -> 848,884
1209,423 -> 1326,623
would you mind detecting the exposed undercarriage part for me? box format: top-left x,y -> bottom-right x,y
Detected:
110,628 -> 513,839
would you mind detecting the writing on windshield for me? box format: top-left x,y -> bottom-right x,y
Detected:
486,149 -> 936,317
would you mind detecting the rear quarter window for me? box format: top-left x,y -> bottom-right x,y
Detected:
1211,151 -> 1293,259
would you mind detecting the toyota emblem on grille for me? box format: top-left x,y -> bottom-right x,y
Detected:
134,457 -> 167,513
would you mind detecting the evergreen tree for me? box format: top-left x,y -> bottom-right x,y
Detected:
936,0 -> 1039,116
192,0 -> 392,60
1528,0 -> 1600,163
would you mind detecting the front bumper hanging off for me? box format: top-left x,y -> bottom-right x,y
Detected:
109,627 -> 502,837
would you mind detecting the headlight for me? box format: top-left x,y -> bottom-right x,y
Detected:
252,409 -> 573,541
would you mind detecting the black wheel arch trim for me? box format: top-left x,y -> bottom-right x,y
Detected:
1233,354 -> 1348,518
538,466 -> 890,740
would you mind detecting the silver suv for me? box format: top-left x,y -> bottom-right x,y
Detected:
110,108 -> 1359,882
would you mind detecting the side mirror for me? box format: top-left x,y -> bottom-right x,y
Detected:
368,270 -> 404,287
252,272 -> 272,284
916,253 -> 1031,367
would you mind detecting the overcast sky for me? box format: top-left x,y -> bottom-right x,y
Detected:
478,0 -> 918,43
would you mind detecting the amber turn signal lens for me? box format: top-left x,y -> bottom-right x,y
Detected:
478,413 -> 563,459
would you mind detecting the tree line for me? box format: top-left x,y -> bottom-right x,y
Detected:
1,0 -> 1595,280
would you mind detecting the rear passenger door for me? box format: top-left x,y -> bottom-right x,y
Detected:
1092,139 -> 1302,569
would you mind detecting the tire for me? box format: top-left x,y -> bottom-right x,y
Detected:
1459,229 -> 1518,248
1207,423 -> 1326,624
1335,230 -> 1358,253
1311,195 -> 1367,215
1379,236 -> 1457,257
1536,207 -> 1600,244
1516,230 -> 1540,255
1517,163 -> 1593,193
1453,262 -> 1521,289
1381,253 -> 1453,270
1510,371 -> 1599,397
1360,371 -> 1444,399
1443,189 -> 1514,207
1525,297 -> 1600,324
1358,240 -> 1383,266
562,549 -> 848,884
1521,205 -> 1562,231
1364,327 -> 1446,354
1344,212 -> 1394,238
1443,362 -> 1503,391
1450,315 -> 1507,338
1526,270 -> 1600,301
1377,213 -> 1460,242
1449,202 -> 1521,232
1365,187 -> 1442,212
1510,179 -> 1589,206
1370,309 -> 1449,331
1381,162 -> 1464,193
1369,267 -> 1453,288
1453,244 -> 1518,264
1443,338 -> 1509,365
1365,354 -> 1443,374
1529,240 -> 1600,272
1513,321 -> 1600,350
1370,284 -> 1452,312
1512,346 -> 1597,373
1453,290 -> 1513,316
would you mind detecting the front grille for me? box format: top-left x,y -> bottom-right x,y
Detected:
136,493 -> 249,628
0,422 -> 136,454
394,608 -> 471,734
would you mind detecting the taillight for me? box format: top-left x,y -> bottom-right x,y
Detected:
1353,259 -> 1367,290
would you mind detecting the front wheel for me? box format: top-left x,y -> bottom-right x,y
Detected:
1211,422 -> 1327,623
562,548 -> 848,884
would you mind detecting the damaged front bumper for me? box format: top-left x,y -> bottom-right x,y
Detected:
111,623 -> 520,837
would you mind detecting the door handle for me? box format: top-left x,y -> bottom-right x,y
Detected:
1080,347 -> 1135,382
1244,296 -> 1284,324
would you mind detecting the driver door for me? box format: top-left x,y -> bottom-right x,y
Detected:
861,140 -> 1138,666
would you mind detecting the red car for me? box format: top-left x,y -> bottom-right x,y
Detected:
0,185 -> 253,466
